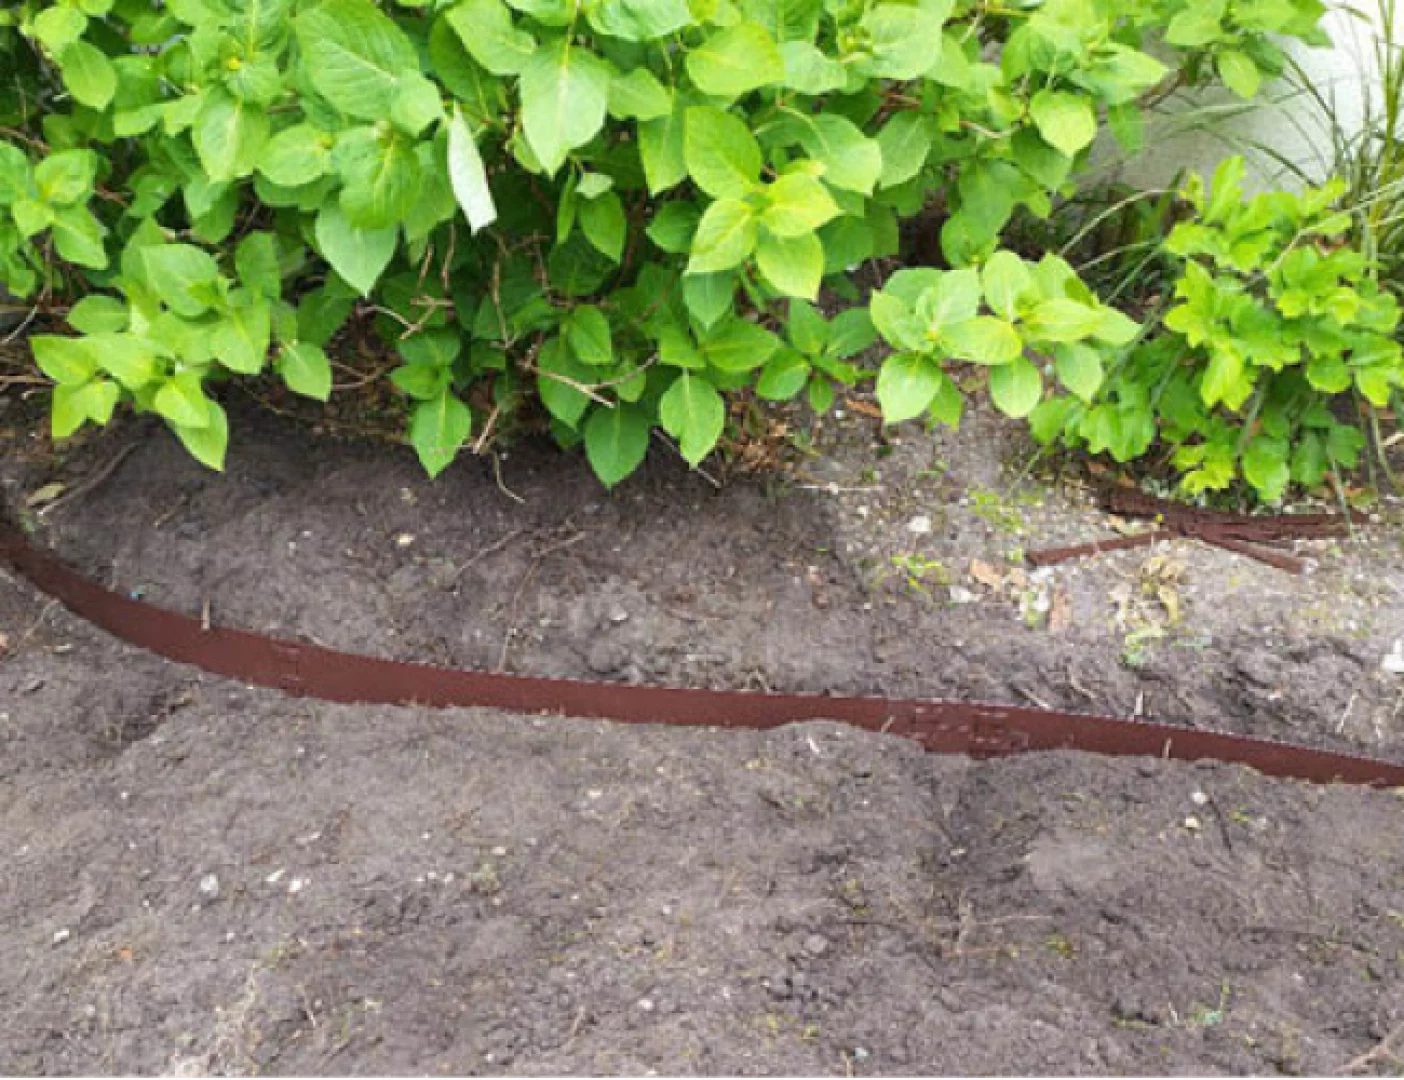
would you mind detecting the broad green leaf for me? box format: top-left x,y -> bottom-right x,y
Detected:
687,198 -> 756,274
296,0 -> 419,120
33,6 -> 88,51
58,40 -> 117,109
32,335 -> 98,385
762,174 -> 839,237
67,295 -> 128,335
827,308 -> 877,358
659,372 -> 725,465
520,36 -> 612,174
918,266 -> 981,328
86,332 -> 158,390
981,251 -> 1033,320
1053,343 -> 1103,401
447,108 -> 497,233
589,0 -> 693,41
684,106 -> 763,199
1025,298 -> 1103,342
315,205 -> 398,295
210,293 -> 272,374
941,316 -> 1023,365
861,4 -> 946,80
141,244 -> 220,318
639,94 -> 689,194
647,202 -> 699,252
1029,90 -> 1097,157
53,379 -> 120,438
172,396 -> 229,470
235,232 -> 280,299
1242,436 -> 1289,500
256,124 -> 329,188
390,73 -> 446,136
1217,49 -> 1261,99
584,404 -> 651,487
447,0 -> 537,75
685,21 -> 784,98
876,113 -> 932,189
50,206 -> 108,268
608,67 -> 672,120
410,391 -> 473,477
789,113 -> 882,195
154,370 -> 214,428
34,151 -> 96,206
566,304 -> 613,365
876,351 -> 941,423
580,191 -> 626,261
1201,347 -> 1249,408
757,349 -> 810,400
756,230 -> 824,299
702,318 -> 781,372
988,356 -> 1043,418
682,272 -> 735,328
337,128 -> 422,229
194,90 -> 269,181
537,335 -> 595,425
280,342 -> 332,401
780,41 -> 847,94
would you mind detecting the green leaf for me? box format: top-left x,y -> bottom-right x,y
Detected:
257,124 -> 330,187
447,0 -> 537,75
154,370 -> 214,429
34,151 -> 96,206
639,93 -> 690,194
33,6 -> 88,51
336,128 -> 422,229
580,191 -> 626,261
391,73 -> 445,137
566,304 -> 614,365
584,404 -> 651,487
589,0 -> 692,40
84,333 -> 157,390
981,251 -> 1033,321
520,36 -> 612,175
52,378 -> 120,438
57,40 -> 116,109
1029,90 -> 1098,157
941,316 -> 1023,365
315,205 -> 398,295
447,107 -> 497,233
877,352 -> 942,423
756,230 -> 823,300
685,21 -> 784,99
608,67 -> 672,120
684,106 -> 763,199
757,350 -> 810,400
296,0 -> 419,120
194,90 -> 269,181
762,174 -> 839,237
49,206 -> 108,269
779,41 -> 847,94
537,335 -> 595,425
235,232 -> 281,299
687,198 -> 756,274
860,3 -> 945,79
280,342 -> 332,401
210,292 -> 272,374
142,244 -> 221,318
988,356 -> 1043,418
67,295 -> 128,335
410,391 -> 473,477
647,202 -> 699,252
32,335 -> 98,384
1024,298 -> 1103,343
876,112 -> 932,189
659,372 -> 726,466
1216,49 -> 1262,99
702,317 -> 780,372
1053,343 -> 1103,401
789,113 -> 883,195
1201,347 -> 1247,408
683,272 -> 735,328
172,399 -> 229,471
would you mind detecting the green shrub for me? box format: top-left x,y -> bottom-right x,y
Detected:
1033,157 -> 1404,502
0,0 -> 1329,485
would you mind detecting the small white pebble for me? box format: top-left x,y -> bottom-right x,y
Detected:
491,846 -> 508,857
1190,791 -> 1209,806
906,514 -> 932,535
199,873 -> 220,899
288,877 -> 306,894
637,998 -> 655,1012
587,789 -> 603,800
52,929 -> 70,945
1183,815 -> 1202,832
265,869 -> 285,884
396,533 -> 415,548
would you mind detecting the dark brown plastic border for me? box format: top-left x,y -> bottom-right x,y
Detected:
3,518 -> 1402,788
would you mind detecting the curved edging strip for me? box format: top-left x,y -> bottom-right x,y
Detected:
3,518 -> 1402,788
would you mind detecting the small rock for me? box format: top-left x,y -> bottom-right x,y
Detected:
637,998 -> 655,1012
1183,815 -> 1202,832
608,608 -> 630,625
394,532 -> 415,548
1190,791 -> 1209,807
765,972 -> 792,999
52,929 -> 70,945
906,514 -> 932,535
586,641 -> 625,675
198,873 -> 221,900
1382,641 -> 1404,675
949,585 -> 977,605
802,933 -> 830,958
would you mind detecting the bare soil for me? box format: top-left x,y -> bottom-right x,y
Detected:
1,398 -> 1402,1076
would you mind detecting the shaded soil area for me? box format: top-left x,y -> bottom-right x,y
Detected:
1,401 -> 1403,1075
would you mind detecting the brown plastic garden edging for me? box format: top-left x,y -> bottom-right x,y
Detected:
3,515 -> 1402,788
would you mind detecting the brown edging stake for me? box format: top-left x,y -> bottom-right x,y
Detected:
2,516 -> 1402,789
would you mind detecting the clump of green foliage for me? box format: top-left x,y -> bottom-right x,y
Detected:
1034,157 -> 1404,502
0,0 -> 1333,487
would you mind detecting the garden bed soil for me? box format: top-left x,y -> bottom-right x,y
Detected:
1,398 -> 1403,1075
